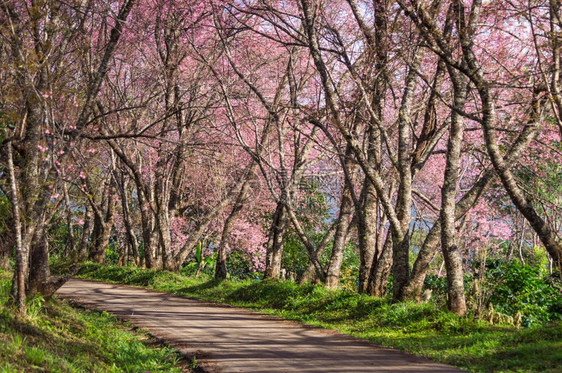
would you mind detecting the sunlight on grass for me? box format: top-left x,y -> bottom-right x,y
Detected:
0,270 -> 186,372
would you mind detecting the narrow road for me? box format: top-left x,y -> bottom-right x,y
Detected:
57,279 -> 463,373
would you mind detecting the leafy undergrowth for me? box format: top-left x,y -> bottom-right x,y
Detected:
75,262 -> 562,373
0,271 -> 189,372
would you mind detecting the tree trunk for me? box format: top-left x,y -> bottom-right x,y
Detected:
299,236 -> 333,284
88,192 -> 115,263
300,262 -> 319,284
391,230 -> 410,301
27,224 -> 50,297
264,202 -> 289,280
7,140 -> 26,315
119,178 -> 139,265
391,49 -> 422,301
401,223 -> 441,300
138,184 -> 158,269
476,82 -> 561,273
26,219 -> 74,300
325,183 -> 354,288
357,180 -> 379,293
157,207 -> 174,270
62,182 -> 75,259
76,206 -> 94,261
368,232 -> 393,297
89,213 -> 112,263
440,67 -> 468,316
301,0 -> 411,298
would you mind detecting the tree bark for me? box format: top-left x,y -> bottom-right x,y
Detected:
89,213 -> 112,263
325,182 -> 354,288
7,140 -> 26,315
27,224 -> 49,297
368,232 -> 393,297
158,205 -> 174,270
390,48 -> 423,301
119,176 -> 139,265
356,179 -> 379,293
440,57 -> 468,315
264,201 -> 289,280
76,206 -> 93,261
88,186 -> 115,263
299,222 -> 338,284
62,181 -> 75,259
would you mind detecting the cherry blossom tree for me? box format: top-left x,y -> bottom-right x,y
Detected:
1,0 -> 560,319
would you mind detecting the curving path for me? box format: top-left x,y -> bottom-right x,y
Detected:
56,279 -> 464,373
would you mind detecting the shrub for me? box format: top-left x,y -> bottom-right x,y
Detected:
486,261 -> 561,326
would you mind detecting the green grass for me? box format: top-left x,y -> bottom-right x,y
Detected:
73,262 -> 562,373
0,270 -> 189,372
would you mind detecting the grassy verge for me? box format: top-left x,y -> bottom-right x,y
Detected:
0,270 -> 190,372
72,262 -> 562,373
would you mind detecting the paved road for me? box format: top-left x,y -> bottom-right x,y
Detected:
56,279 -> 463,373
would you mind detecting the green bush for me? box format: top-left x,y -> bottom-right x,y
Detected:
486,261 -> 562,326
423,260 -> 561,326
226,249 -> 258,279
423,274 -> 448,301
104,241 -> 120,265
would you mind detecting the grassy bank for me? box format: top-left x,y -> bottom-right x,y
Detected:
0,271 -> 189,372
74,262 -> 562,373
